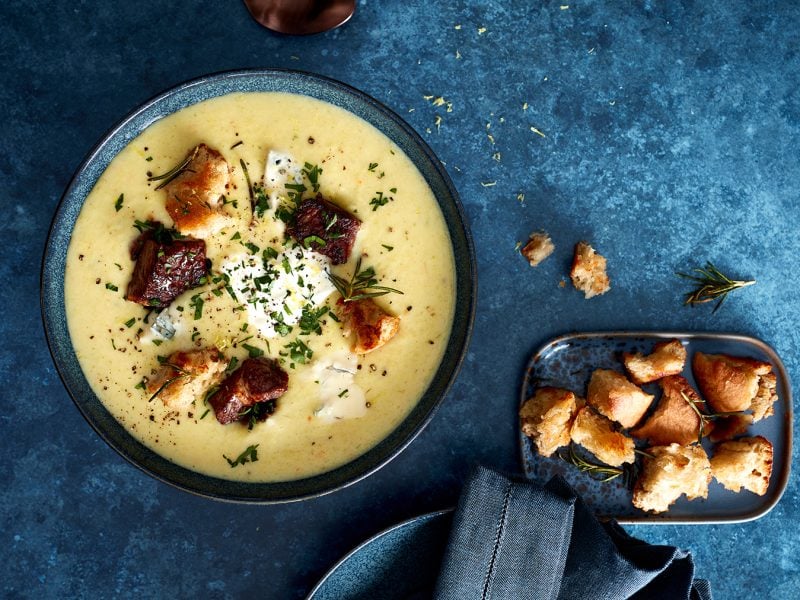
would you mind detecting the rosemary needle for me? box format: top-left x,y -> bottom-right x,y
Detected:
558,444 -> 625,483
676,261 -> 755,313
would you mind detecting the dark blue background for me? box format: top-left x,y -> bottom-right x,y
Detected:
2,1 -> 799,597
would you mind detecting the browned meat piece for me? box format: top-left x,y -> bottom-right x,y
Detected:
286,194 -> 361,264
125,222 -> 207,307
209,357 -> 289,425
145,348 -> 227,409
162,144 -> 232,237
337,297 -> 400,354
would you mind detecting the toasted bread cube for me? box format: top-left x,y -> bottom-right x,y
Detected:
520,387 -> 579,457
632,444 -> 712,514
570,241 -> 610,299
711,436 -> 773,495
631,376 -> 703,446
162,144 -> 233,238
708,413 -> 754,443
570,407 -> 635,466
520,232 -> 555,267
587,369 -> 654,429
623,339 -> 686,385
692,352 -> 772,414
750,372 -> 778,422
146,347 -> 227,410
337,297 -> 400,354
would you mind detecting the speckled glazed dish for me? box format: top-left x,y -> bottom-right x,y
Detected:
307,509 -> 454,599
519,332 -> 792,524
41,69 -> 475,503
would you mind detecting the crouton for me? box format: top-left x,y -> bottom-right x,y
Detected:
632,444 -> 712,514
711,436 -> 773,495
519,387 -> 579,457
520,232 -> 555,267
623,339 -> 686,385
570,407 -> 635,466
146,347 -> 227,410
586,369 -> 654,429
337,297 -> 400,354
162,144 -> 233,238
708,413 -> 753,443
692,352 -> 773,413
750,372 -> 778,422
631,376 -> 704,446
570,241 -> 610,299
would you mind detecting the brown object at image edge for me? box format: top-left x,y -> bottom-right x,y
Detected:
243,0 -> 356,35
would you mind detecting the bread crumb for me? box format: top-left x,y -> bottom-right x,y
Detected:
623,339 -> 686,385
570,241 -> 610,299
632,444 -> 711,513
520,387 -> 579,457
587,369 -> 653,429
631,375 -> 703,446
520,232 -> 555,267
711,436 -> 773,495
570,407 -> 635,466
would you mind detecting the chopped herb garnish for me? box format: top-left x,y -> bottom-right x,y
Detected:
133,220 -> 182,244
152,339 -> 163,346
303,162 -> 323,193
368,162 -> 379,172
105,283 -> 118,292
145,156 -> 153,162
224,444 -> 259,468
263,247 -> 279,260
190,295 -> 204,320
200,408 -> 210,420
226,356 -> 239,373
284,339 -> 313,364
134,380 -> 145,390
338,389 -> 349,398
281,257 -> 292,274
114,193 -> 124,212
231,231 -> 242,240
241,343 -> 264,358
253,184 -> 269,218
382,244 -> 394,251
244,241 -> 260,254
328,257 -> 404,302
230,140 -> 244,150
303,235 -> 327,249
369,191 -> 395,211
124,317 -> 136,328
299,304 -> 330,336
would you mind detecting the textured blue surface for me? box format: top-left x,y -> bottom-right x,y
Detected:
2,1 -> 799,598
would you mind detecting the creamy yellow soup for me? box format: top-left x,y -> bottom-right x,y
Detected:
65,92 -> 456,482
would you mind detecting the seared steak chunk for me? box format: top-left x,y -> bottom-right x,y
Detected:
209,357 -> 289,425
286,194 -> 360,264
126,221 -> 207,307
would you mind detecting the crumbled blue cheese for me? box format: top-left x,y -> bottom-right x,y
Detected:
222,245 -> 335,339
309,351 -> 367,421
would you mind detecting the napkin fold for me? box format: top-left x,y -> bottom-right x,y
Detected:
434,466 -> 711,600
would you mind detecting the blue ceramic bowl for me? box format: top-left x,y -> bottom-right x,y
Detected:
41,69 -> 476,503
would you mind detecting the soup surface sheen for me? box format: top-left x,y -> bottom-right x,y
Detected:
65,92 -> 455,482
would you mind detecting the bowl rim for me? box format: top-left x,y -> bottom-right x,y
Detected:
40,68 -> 476,503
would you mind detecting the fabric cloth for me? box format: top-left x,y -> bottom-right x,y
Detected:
434,466 -> 711,600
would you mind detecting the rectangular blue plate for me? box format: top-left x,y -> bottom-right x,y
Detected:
519,332 -> 792,524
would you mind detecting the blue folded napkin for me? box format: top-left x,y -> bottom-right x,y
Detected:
434,466 -> 711,600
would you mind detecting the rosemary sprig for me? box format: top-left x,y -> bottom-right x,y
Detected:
558,444 -> 625,483
328,256 -> 404,303
148,363 -> 189,402
680,391 -> 746,443
676,261 -> 755,313
148,146 -> 199,190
